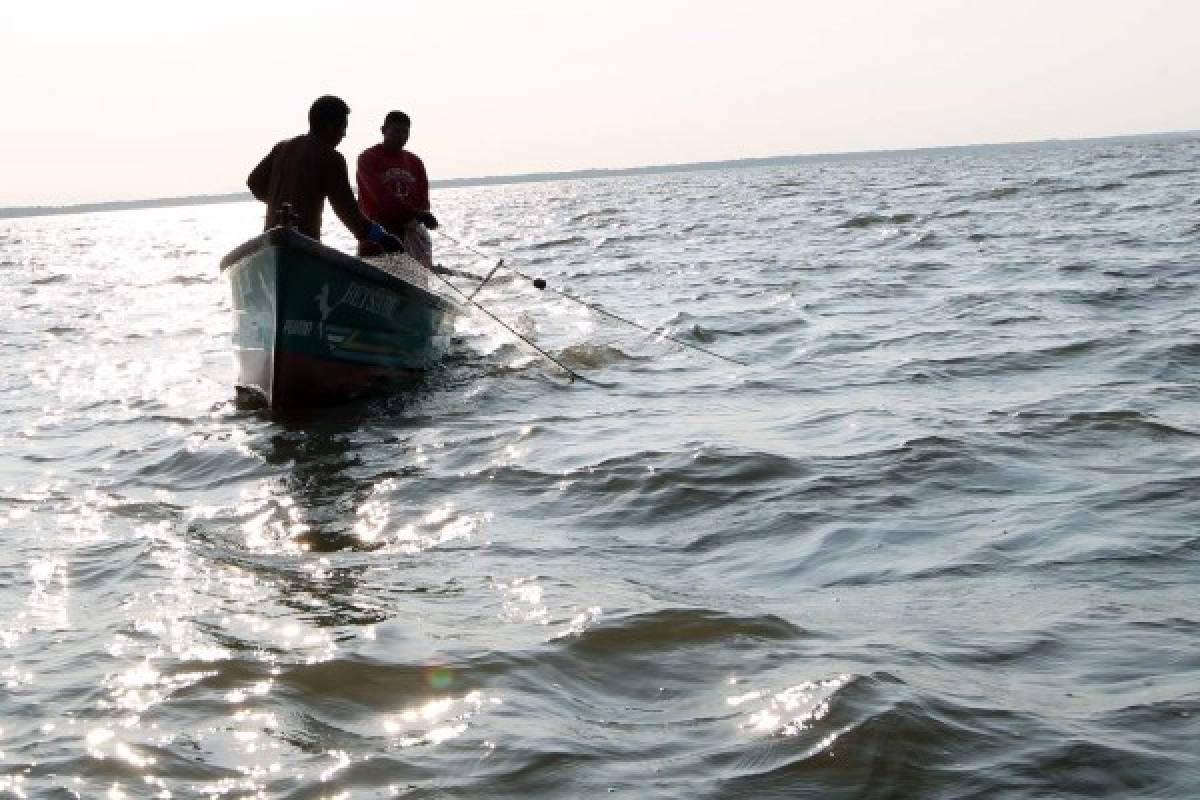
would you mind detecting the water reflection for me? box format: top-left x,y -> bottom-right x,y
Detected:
728,673 -> 851,740
249,419 -> 380,554
230,393 -> 492,561
381,689 -> 498,748
180,390 -> 496,679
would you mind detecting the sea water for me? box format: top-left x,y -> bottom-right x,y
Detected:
0,134 -> 1197,798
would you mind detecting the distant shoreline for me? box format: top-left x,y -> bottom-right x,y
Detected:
2,129 -> 1195,221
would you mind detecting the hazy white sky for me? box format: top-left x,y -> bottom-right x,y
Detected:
1,0 -> 1197,205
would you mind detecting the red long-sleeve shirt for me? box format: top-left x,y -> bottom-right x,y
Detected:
356,144 -> 430,233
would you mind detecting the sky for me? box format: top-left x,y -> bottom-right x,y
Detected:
1,0 -> 1198,206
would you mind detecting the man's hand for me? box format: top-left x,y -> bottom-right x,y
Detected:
380,233 -> 405,253
415,210 -> 439,230
367,222 -> 406,254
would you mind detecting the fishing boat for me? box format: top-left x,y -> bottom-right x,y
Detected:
219,217 -> 459,410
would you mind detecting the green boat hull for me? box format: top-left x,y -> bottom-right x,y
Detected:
220,228 -> 459,409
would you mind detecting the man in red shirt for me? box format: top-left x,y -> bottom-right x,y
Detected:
247,95 -> 403,253
356,111 -> 438,266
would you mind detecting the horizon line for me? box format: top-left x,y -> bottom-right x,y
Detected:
2,128 -> 1196,220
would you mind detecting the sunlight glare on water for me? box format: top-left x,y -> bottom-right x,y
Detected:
0,135 -> 1197,797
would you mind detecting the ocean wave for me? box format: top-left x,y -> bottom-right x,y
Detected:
836,212 -> 918,229
958,186 -> 1022,201
598,232 -> 659,246
569,207 -> 622,223
1156,339 -> 1200,370
1048,286 -> 1160,310
711,674 -> 1116,799
527,236 -> 589,250
562,608 -> 805,654
1044,181 -> 1127,194
166,273 -> 212,285
557,342 -> 637,368
988,314 -> 1045,325
907,230 -> 940,248
1128,168 -> 1192,179
1033,409 -> 1200,439
889,339 -> 1108,380
127,445 -> 272,491
473,447 -> 805,526
30,273 -> 69,285
1090,475 -> 1200,512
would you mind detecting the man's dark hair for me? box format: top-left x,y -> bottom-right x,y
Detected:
309,95 -> 350,130
383,110 -> 411,129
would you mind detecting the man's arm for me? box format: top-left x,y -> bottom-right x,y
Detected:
411,155 -> 431,213
326,152 -> 374,239
246,145 -> 277,203
409,155 -> 437,228
328,152 -> 404,252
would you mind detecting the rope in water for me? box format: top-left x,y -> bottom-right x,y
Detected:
375,253 -> 585,384
433,228 -> 749,368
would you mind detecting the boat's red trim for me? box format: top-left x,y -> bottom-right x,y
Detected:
266,350 -> 423,409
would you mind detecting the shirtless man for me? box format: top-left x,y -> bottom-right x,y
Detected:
247,95 -> 403,253
355,110 -> 438,265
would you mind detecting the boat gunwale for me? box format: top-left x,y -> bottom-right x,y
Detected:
220,226 -> 459,314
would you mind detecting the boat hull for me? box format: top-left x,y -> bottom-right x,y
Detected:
220,228 -> 458,410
